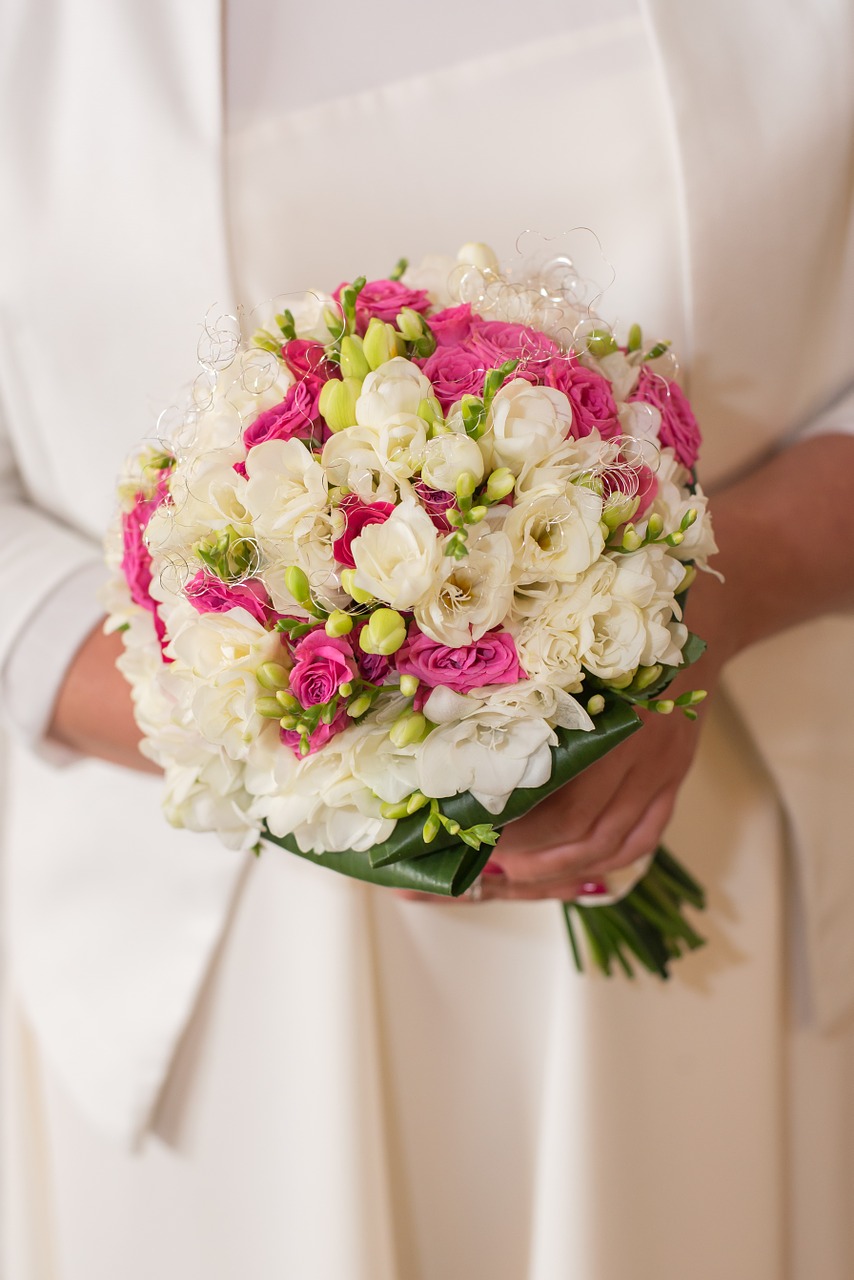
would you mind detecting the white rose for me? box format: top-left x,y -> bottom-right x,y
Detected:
581,599 -> 648,681
321,426 -> 398,502
420,431 -> 485,492
352,500 -> 443,609
484,380 -> 573,474
356,357 -> 433,429
416,710 -> 557,814
581,545 -> 688,678
163,748 -> 260,852
515,431 -> 605,498
503,484 -> 605,584
509,562 -> 614,692
414,527 -> 514,646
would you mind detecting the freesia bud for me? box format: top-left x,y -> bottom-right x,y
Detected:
652,699 -> 675,715
646,513 -> 664,540
602,493 -> 640,531
680,508 -> 698,531
380,799 -> 411,820
586,327 -> 618,359
679,564 -> 697,592
389,710 -> 428,748
455,471 -> 477,502
457,242 -> 499,273
363,317 -> 401,369
284,565 -> 311,606
346,692 -> 373,718
666,530 -> 685,547
257,695 -> 286,718
485,468 -> 516,503
399,674 -> 419,698
417,397 -> 444,428
586,694 -> 606,716
339,336 -> 371,380
359,607 -> 407,655
621,526 -> 643,552
631,664 -> 663,692
422,812 -> 441,843
396,307 -> 426,342
338,682 -> 353,698
406,790 -> 429,814
319,377 -> 361,432
340,569 -> 374,605
256,661 -> 290,691
325,609 -> 354,638
276,690 -> 300,711
468,505 -> 488,523
279,713 -> 299,731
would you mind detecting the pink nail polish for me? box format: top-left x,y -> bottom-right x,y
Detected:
579,880 -> 608,896
482,860 -> 505,876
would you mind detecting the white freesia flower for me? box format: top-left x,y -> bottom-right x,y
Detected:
163,748 -> 260,852
145,457 -> 251,562
352,500 -> 443,609
510,561 -> 614,692
515,432 -> 605,497
423,681 -> 593,733
503,484 -> 604,584
321,426 -> 398,501
356,357 -> 433,428
640,449 -> 719,568
244,438 -> 328,552
414,527 -> 514,646
374,413 -> 428,482
484,380 -> 573,474
417,709 -> 557,814
421,432 -> 485,492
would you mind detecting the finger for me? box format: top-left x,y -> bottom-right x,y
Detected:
480,872 -> 589,903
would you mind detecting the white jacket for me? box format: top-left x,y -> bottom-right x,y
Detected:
1,0 -> 853,1143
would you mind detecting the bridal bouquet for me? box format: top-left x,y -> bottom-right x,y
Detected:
105,239 -> 717,977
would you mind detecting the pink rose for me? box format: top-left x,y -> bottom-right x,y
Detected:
332,494 -> 395,569
429,304 -> 476,346
121,479 -> 172,659
243,377 -> 324,451
546,364 -> 620,440
289,629 -> 358,706
333,278 -> 431,334
185,572 -> 273,627
469,320 -> 561,382
413,480 -> 455,533
629,371 -> 702,469
396,627 -> 525,694
417,346 -> 488,410
281,705 -> 350,756
281,339 -> 334,382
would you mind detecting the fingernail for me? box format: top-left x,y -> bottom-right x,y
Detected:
483,860 -> 505,876
579,880 -> 608,896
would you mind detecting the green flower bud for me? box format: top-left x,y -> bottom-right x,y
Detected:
339,335 -> 371,381
680,508 -> 698,531
631,664 -> 663,692
607,669 -> 637,690
399,674 -> 419,698
621,526 -> 643,552
389,711 -> 428,748
380,798 -> 411,820
627,323 -> 643,353
446,509 -> 464,528
276,690 -> 301,711
485,468 -> 516,503
319,376 -> 361,433
363,317 -> 400,370
666,530 -> 685,547
406,790 -> 430,815
651,699 -> 675,715
257,695 -> 286,718
338,682 -> 353,698
444,818 -> 461,836
679,564 -> 697,592
279,713 -> 299,731
586,694 -> 606,716
396,307 -> 426,342
417,397 -> 444,428
359,607 -> 407,656
646,513 -> 664,540
346,692 -> 373,719
455,471 -> 477,502
256,661 -> 290,691
324,305 -> 346,341
422,812 -> 441,843
675,689 -> 708,707
284,565 -> 312,607
602,493 -> 640,531
586,327 -> 618,359
325,609 -> 354,638
340,569 -> 374,605
468,505 -> 488,523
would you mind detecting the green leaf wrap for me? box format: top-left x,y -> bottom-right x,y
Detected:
262,699 -> 641,896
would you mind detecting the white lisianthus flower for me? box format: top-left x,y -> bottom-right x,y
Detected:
509,561 -> 615,692
414,528 -> 514,646
484,380 -> 573,474
503,484 -> 605,584
352,500 -> 443,609
640,449 -> 719,568
420,431 -> 485,492
581,599 -> 648,681
163,748 -> 261,852
417,710 -> 558,814
581,545 -> 687,678
321,425 -> 398,502
356,357 -> 433,428
244,438 -> 328,552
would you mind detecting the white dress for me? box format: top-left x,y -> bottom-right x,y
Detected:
3,5 -> 854,1279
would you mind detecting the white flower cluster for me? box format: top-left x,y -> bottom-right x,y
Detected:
104,245 -> 715,856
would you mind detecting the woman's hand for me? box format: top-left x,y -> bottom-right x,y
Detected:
48,622 -> 160,774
